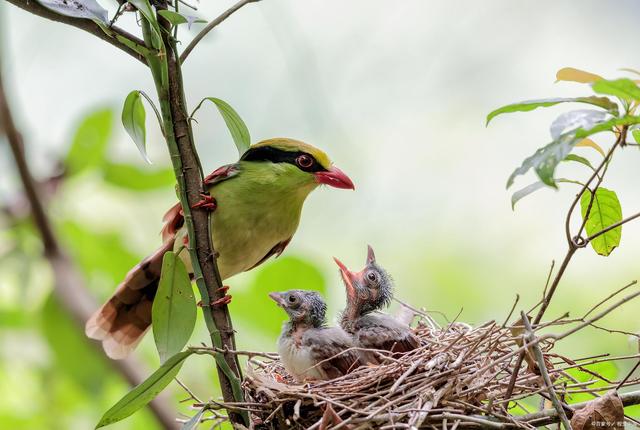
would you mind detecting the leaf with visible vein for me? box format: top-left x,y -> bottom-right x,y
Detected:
152,252 -> 196,363
96,351 -> 193,428
562,154 -> 594,170
580,187 -> 622,256
486,96 -> 618,125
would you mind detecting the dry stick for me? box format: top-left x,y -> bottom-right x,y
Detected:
521,313 -> 572,430
582,210 -> 640,245
581,280 -> 638,319
180,0 -> 262,63
0,63 -> 178,429
5,0 -> 147,63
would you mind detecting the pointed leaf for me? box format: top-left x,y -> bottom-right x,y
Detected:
193,97 -> 251,156
122,91 -> 150,164
550,110 -> 609,140
632,129 -> 640,144
592,78 -> 640,102
576,138 -> 605,157
555,67 -> 603,84
507,134 -> 579,188
96,350 -> 193,428
36,0 -> 108,23
511,178 -> 582,209
580,187 -> 622,256
575,115 -> 640,138
129,0 -> 162,49
486,97 -> 617,125
102,162 -> 175,191
158,10 -> 205,29
64,108 -> 113,176
563,154 -> 594,170
152,252 -> 196,363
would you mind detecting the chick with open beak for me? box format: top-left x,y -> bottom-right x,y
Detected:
269,290 -> 360,382
335,246 -> 419,363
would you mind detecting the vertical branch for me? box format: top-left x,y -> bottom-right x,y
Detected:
521,313 -> 573,430
0,56 -> 178,430
145,6 -> 248,426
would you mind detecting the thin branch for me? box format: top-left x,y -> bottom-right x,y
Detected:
521,313 -> 572,430
5,0 -> 148,64
0,60 -> 177,429
179,0 -> 262,63
583,210 -> 640,245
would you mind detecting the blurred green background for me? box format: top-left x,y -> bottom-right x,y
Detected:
2,0 -> 640,428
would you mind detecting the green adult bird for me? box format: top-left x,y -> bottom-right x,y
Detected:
86,138 -> 354,359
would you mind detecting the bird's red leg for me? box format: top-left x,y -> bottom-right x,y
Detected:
197,286 -> 232,307
191,193 -> 217,211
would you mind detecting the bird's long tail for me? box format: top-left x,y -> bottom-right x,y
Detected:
85,239 -> 175,359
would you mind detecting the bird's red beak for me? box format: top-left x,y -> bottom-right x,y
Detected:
268,292 -> 286,307
314,166 -> 355,190
334,257 -> 361,299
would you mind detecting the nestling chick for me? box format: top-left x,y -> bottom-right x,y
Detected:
335,246 -> 419,363
270,290 -> 360,382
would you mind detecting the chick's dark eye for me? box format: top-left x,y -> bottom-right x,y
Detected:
366,272 -> 378,282
288,295 -> 297,303
296,154 -> 314,169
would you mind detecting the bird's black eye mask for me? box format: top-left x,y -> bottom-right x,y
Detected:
241,146 -> 327,173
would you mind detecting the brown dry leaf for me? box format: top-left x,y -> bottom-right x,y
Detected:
556,67 -> 603,84
576,138 -> 606,157
570,390 -> 624,430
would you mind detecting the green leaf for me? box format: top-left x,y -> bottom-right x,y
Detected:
507,134 -> 579,188
102,162 -> 175,191
632,129 -> 640,144
128,0 -> 162,49
122,91 -> 150,164
193,97 -> 251,156
592,78 -> 640,102
36,0 -> 108,23
152,252 -> 196,363
64,109 -> 113,176
580,187 -> 622,256
562,154 -> 594,170
575,115 -> 640,138
96,350 -> 193,428
510,178 -> 582,209
158,10 -> 205,29
486,96 -> 618,125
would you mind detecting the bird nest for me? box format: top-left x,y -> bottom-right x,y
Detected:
230,304 -> 640,430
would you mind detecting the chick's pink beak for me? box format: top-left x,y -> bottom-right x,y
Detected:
334,257 -> 360,297
268,292 -> 286,307
315,166 -> 355,190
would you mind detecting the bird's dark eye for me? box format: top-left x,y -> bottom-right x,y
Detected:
366,271 -> 378,282
296,154 -> 314,169
287,294 -> 299,307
